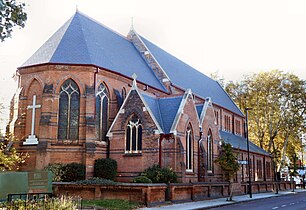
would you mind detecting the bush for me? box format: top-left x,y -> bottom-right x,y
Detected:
76,177 -> 116,185
44,163 -> 65,182
62,163 -> 86,182
0,196 -> 78,209
133,176 -> 152,183
141,164 -> 177,183
94,158 -> 117,180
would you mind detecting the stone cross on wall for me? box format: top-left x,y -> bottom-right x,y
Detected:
23,95 -> 41,145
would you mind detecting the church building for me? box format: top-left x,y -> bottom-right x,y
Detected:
9,12 -> 273,183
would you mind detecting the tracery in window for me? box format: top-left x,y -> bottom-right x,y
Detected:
58,79 -> 80,140
96,83 -> 109,141
126,115 -> 142,153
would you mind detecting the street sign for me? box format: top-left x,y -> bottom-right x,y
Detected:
238,160 -> 248,165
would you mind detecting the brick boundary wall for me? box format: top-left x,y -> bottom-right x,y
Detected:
53,181 -> 293,207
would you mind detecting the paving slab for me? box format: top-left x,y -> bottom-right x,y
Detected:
141,189 -> 306,210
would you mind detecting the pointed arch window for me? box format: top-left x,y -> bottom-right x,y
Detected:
58,79 -> 80,140
186,124 -> 193,172
207,129 -> 213,172
125,115 -> 142,153
96,83 -> 109,141
122,88 -> 126,101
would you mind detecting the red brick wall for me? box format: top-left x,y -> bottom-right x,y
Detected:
108,90 -> 160,182
14,64 -> 168,175
12,63 -> 272,184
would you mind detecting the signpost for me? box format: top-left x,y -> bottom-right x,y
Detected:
238,160 -> 248,165
0,171 -> 52,201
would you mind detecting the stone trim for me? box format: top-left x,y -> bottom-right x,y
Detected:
128,29 -> 171,92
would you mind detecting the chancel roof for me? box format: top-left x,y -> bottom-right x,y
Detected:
22,12 -> 166,92
21,11 -> 243,116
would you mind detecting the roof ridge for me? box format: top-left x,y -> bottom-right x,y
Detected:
22,15 -> 74,67
76,11 -> 129,41
75,13 -> 92,64
76,12 -> 118,68
127,29 -> 171,92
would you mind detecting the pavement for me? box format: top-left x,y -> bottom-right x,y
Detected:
141,189 -> 306,210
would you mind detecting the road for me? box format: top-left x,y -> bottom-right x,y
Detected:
209,192 -> 306,210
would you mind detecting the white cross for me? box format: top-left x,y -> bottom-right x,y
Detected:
24,95 -> 41,145
28,95 -> 41,136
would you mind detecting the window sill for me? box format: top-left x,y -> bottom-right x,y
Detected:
186,169 -> 194,174
51,140 -> 82,146
124,153 -> 142,157
207,170 -> 214,176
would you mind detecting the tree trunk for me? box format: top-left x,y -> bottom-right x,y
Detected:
227,177 -> 234,201
278,134 -> 289,172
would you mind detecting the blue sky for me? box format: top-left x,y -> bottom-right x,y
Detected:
1,0 -> 306,131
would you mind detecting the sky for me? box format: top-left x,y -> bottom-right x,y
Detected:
1,0 -> 306,132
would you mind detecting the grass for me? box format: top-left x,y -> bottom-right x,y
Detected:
82,199 -> 142,210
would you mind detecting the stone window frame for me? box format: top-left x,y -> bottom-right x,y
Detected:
207,129 -> 213,173
95,83 -> 109,141
57,79 -> 80,141
125,114 -> 142,154
186,123 -> 193,172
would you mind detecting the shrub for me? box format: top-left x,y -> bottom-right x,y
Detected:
94,158 -> 117,180
44,163 -> 65,182
0,196 -> 78,210
141,164 -> 177,183
61,162 -> 86,182
133,176 -> 152,183
76,177 -> 116,185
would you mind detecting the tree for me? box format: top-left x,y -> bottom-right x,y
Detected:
225,70 -> 306,171
0,0 -> 27,41
0,102 -> 28,171
0,140 -> 28,171
215,142 -> 240,201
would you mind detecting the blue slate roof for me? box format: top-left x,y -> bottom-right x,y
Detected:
22,11 -> 243,116
142,93 -> 183,133
219,130 -> 270,156
22,12 -> 166,92
140,36 -> 243,116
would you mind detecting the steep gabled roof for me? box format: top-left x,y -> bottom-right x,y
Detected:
21,11 -> 243,116
220,130 -> 270,156
21,12 -> 166,92
139,36 -> 244,116
107,79 -> 164,137
142,93 -> 183,134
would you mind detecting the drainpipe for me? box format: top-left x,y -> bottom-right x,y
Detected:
159,134 -> 164,167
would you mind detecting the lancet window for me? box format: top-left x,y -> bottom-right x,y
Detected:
95,83 -> 109,141
58,79 -> 80,140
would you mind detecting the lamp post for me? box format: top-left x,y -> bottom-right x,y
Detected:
292,153 -> 296,192
245,107 -> 252,198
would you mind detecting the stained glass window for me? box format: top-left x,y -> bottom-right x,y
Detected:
96,83 -> 109,141
126,115 -> 142,153
186,124 -> 193,171
207,129 -> 213,172
58,79 -> 80,140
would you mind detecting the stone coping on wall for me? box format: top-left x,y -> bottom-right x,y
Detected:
53,181 -> 293,207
